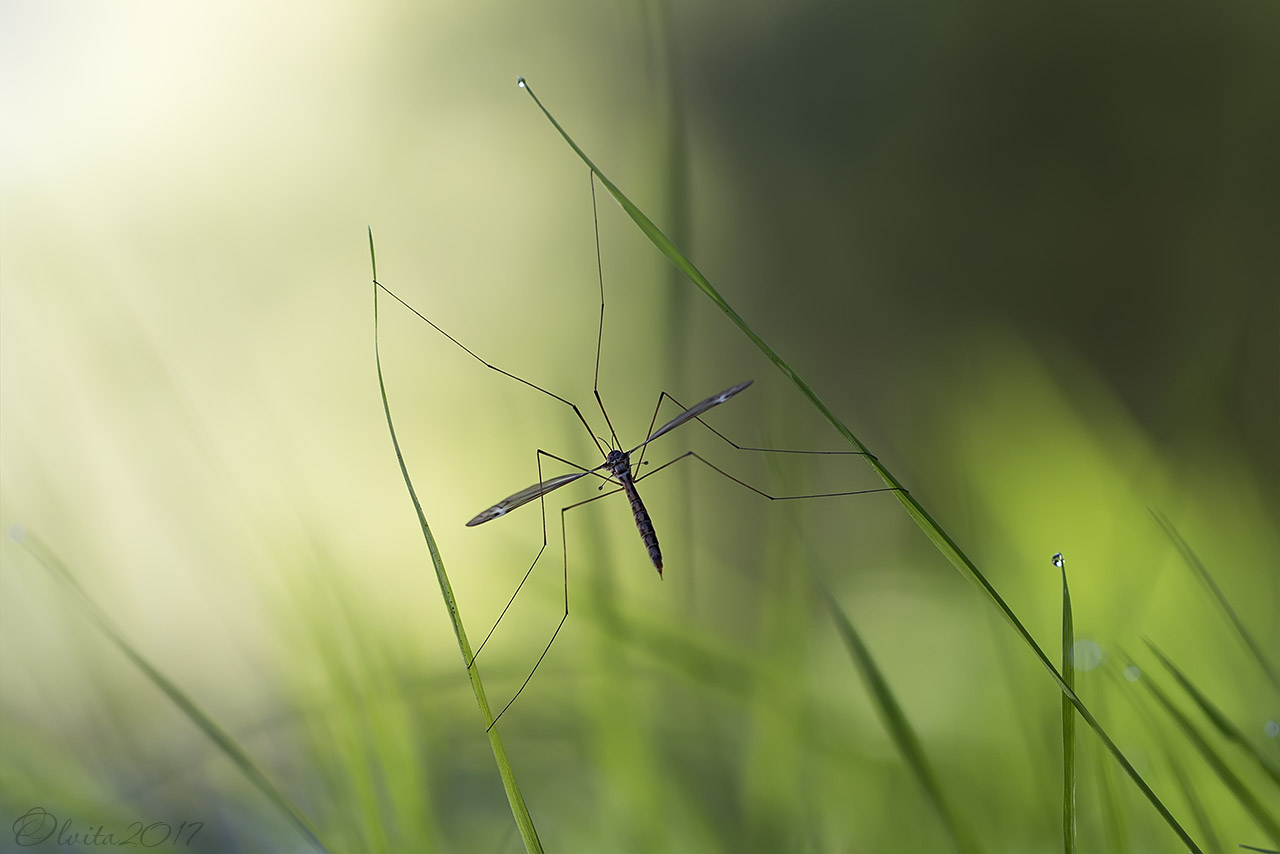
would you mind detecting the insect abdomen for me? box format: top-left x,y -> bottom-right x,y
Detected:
605,449 -> 663,576
622,479 -> 663,575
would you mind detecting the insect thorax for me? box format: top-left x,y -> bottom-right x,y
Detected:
604,449 -> 632,480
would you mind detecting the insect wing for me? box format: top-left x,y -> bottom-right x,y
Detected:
632,380 -> 754,451
466,470 -> 594,527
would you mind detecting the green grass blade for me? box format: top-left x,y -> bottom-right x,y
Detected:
1133,660 -> 1280,841
369,228 -> 544,854
1092,714 -> 1129,853
1059,555 -> 1077,854
1150,509 -> 1280,694
819,584 -> 978,854
11,528 -> 331,853
1145,640 -> 1280,789
1162,738 -> 1224,854
517,77 -> 1203,854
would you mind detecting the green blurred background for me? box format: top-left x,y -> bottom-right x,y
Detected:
2,0 -> 1276,851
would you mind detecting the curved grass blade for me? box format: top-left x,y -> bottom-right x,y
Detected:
1162,737 -> 1224,854
10,528 -> 331,853
819,584 -> 978,854
516,77 -> 1203,853
1092,705 -> 1129,854
1128,654 -> 1280,841
1150,509 -> 1280,694
1058,554 -> 1077,854
1145,640 -> 1280,789
369,228 -> 544,854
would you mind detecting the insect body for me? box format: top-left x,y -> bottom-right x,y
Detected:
374,175 -> 896,730
465,380 -> 757,577
606,448 -> 661,574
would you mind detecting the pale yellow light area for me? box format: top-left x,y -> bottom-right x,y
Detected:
0,0 -> 662,724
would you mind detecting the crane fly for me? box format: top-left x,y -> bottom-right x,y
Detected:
372,172 -> 899,730
465,380 -> 753,575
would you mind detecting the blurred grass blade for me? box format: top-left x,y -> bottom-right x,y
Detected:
1150,509 -> 1280,693
1093,719 -> 1128,853
819,584 -> 977,854
1059,555 -> 1077,854
1132,657 -> 1280,841
645,0 -> 695,386
1145,640 -> 1280,789
369,228 -> 544,854
518,77 -> 1203,854
1162,738 -> 1224,854
12,528 -> 331,853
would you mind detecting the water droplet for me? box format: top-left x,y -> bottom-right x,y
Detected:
1052,552 -> 1064,568
1069,639 -> 1103,670
7,524 -> 26,543
1264,720 -> 1279,738
1123,665 -> 1142,682
516,76 -> 526,88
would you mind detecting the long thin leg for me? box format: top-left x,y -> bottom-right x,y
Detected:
468,448 -> 613,667
373,277 -> 609,460
588,173 -> 621,450
488,479 -> 629,730
487,450 -> 902,729
633,389 -> 876,471
635,451 -> 903,502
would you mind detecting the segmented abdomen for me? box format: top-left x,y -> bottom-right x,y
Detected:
621,478 -> 663,575
604,449 -> 663,576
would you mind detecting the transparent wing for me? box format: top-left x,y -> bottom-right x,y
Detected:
630,380 -> 753,451
466,470 -> 596,527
